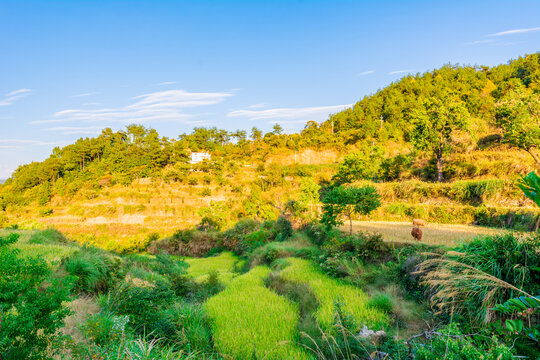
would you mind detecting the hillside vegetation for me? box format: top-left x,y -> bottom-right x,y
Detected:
1,54 -> 539,246
2,217 -> 538,359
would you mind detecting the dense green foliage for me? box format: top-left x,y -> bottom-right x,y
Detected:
150,217 -> 296,257
409,90 -> 470,182
63,246 -> 121,294
5,214 -> 539,359
424,232 -> 539,323
0,233 -> 72,359
321,185 -> 381,234
519,171 -> 540,206
2,52 -> 540,360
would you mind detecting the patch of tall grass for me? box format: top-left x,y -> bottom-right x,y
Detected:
204,266 -> 310,359
63,246 -> 122,294
184,251 -> 238,284
1,229 -> 78,265
417,232 -> 540,323
248,234 -> 320,267
280,258 -> 388,330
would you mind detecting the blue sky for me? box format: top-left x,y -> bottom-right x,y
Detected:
1,0 -> 540,178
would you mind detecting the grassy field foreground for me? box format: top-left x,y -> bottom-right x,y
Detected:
347,220 -> 507,246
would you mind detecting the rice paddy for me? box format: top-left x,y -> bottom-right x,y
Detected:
184,251 -> 240,284
280,257 -> 389,330
204,266 -> 310,360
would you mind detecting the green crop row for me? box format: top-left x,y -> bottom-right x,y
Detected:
280,258 -> 388,330
204,266 -> 309,360
184,251 -> 240,284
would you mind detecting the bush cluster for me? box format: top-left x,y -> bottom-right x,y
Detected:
149,217 -> 295,257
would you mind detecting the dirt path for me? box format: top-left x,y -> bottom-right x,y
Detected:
344,221 -> 507,246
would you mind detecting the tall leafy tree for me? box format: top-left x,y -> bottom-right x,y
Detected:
321,185 -> 381,235
331,144 -> 384,184
250,127 -> 262,141
298,177 -> 321,218
410,93 -> 470,182
495,89 -> 540,164
272,124 -> 284,135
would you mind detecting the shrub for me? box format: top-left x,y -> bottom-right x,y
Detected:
0,212 -> 7,228
275,216 -> 293,241
198,215 -> 224,232
323,232 -> 391,264
248,241 -> 320,267
155,302 -> 215,352
379,154 -> 411,181
220,218 -> 261,252
103,281 -> 176,335
0,232 -> 72,359
234,229 -> 269,255
149,229 -> 221,257
449,179 -> 504,205
187,177 -> 198,186
302,221 -> 340,246
414,324 -> 514,360
63,247 -> 121,294
39,208 -> 54,216
331,145 -> 384,184
200,187 -> 211,196
81,312 -> 130,346
367,293 -> 394,314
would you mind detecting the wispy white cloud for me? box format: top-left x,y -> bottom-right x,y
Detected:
44,126 -> 105,135
464,39 -> 495,45
6,88 -> 32,96
246,103 -> 267,109
34,89 -> 233,125
0,88 -> 33,107
487,26 -> 540,37
71,92 -> 99,98
227,104 -> 352,121
359,70 -> 375,76
388,69 -> 413,75
157,81 -> 177,86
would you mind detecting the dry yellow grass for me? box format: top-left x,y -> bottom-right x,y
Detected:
346,220 -> 507,246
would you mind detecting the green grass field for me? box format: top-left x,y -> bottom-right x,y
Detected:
184,251 -> 240,284
205,266 -> 310,360
347,220 -> 507,246
280,257 -> 388,330
0,229 -> 78,265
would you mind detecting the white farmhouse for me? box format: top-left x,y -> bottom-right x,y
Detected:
190,152 -> 211,164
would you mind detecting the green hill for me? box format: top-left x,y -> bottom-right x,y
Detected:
0,53 -> 539,240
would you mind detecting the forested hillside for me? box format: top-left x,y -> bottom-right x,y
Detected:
0,53 -> 539,240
